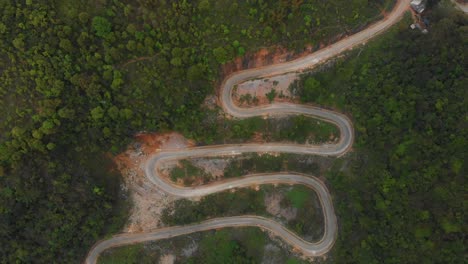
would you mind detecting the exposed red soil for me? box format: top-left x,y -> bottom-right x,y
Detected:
213,33 -> 352,111
215,35 -> 348,95
232,73 -> 301,107
218,46 -> 308,86
135,132 -> 195,153
114,132 -> 195,233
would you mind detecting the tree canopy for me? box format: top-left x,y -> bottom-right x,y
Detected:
1,0 -> 440,262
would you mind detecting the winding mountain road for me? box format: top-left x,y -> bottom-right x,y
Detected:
85,1 -> 411,263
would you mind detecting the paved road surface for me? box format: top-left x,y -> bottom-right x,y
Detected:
452,0 -> 468,13
85,1 -> 410,263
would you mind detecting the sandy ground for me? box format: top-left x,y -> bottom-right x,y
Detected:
159,254 -> 175,264
233,72 -> 299,106
115,132 -> 195,232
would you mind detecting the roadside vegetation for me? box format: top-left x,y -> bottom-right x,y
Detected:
98,244 -> 149,264
165,154 -> 331,242
168,153 -> 333,186
223,153 -> 331,178
161,184 -> 325,242
0,0 -> 391,262
191,113 -> 340,146
99,227 -> 311,264
169,159 -> 212,184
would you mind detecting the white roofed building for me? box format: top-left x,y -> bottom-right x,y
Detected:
411,0 -> 426,13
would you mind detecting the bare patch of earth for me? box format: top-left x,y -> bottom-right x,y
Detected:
263,231 -> 315,263
191,157 -> 230,178
261,243 -> 284,264
233,72 -> 299,106
181,238 -> 199,258
158,157 -> 230,187
161,153 -> 337,188
158,160 -> 179,178
219,45 -> 316,86
114,132 -> 195,232
159,254 -> 175,264
264,192 -> 297,221
202,94 -> 218,110
159,156 -> 235,187
215,33 -> 352,98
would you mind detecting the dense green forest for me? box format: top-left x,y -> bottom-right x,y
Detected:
0,0 -> 392,262
292,4 -> 466,263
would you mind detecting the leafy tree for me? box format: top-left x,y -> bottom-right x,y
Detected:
198,0 -> 210,12
187,64 -> 205,81
302,77 -> 321,101
266,88 -> 277,103
59,38 -> 73,52
92,16 -> 112,38
213,46 -> 229,64
12,35 -> 25,50
91,106 -> 105,120
78,12 -> 89,24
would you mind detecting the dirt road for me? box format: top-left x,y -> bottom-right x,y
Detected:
85,1 -> 411,263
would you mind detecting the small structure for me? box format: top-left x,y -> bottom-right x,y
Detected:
411,0 -> 426,13
410,22 -> 428,34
